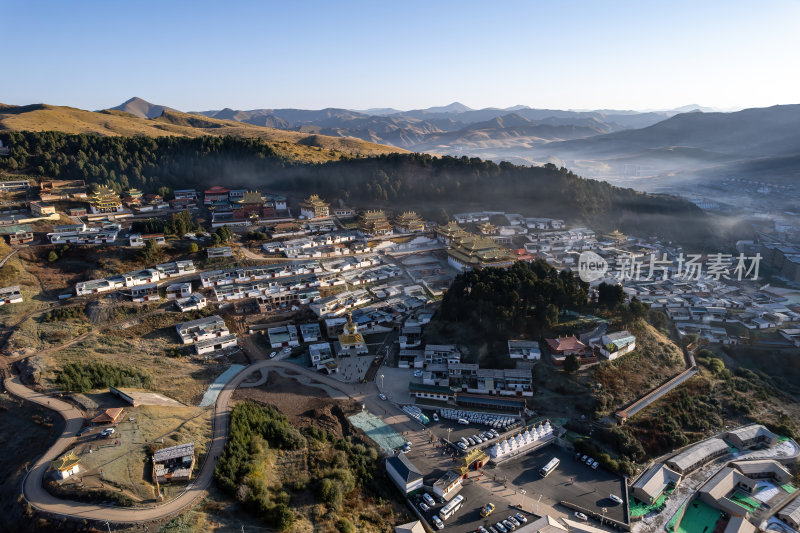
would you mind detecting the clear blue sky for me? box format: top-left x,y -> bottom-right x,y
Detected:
3,0 -> 799,112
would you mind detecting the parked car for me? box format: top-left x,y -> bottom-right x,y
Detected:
591,460 -> 599,469
609,494 -> 623,504
494,522 -> 507,533
488,527 -> 499,533
432,516 -> 445,530
423,493 -> 435,507
457,442 -> 467,450
507,516 -> 520,527
585,456 -> 594,465
99,427 -> 115,438
458,418 -> 469,425
514,513 -> 527,524
433,413 -> 439,422
480,503 -> 495,517
76,427 -> 91,436
581,455 -> 588,463
575,452 -> 583,460
413,370 -> 424,377
574,512 -> 588,521
420,502 -> 430,512
269,351 -> 277,358
502,519 -> 515,530
478,528 -> 489,533
379,393 -> 387,400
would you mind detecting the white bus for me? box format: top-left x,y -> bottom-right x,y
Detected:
539,457 -> 560,477
438,494 -> 465,521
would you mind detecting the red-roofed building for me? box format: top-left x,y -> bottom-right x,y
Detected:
515,248 -> 533,262
546,335 -> 597,366
91,407 -> 124,425
546,335 -> 586,355
204,186 -> 230,205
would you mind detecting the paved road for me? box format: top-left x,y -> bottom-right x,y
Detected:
6,359 -> 409,523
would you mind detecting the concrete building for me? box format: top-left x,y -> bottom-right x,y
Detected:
153,443 -> 195,483
129,283 -> 159,303
385,454 -> 423,494
299,322 -> 322,343
175,316 -> 229,344
432,470 -> 463,501
267,325 -> 300,348
631,463 -> 682,504
166,282 -> 192,300
194,334 -> 237,355
29,201 -> 56,216
516,516 -> 568,533
207,246 -> 232,258
596,330 -> 636,360
175,294 -> 207,312
666,438 -> 729,474
395,521 -> 425,533
175,293 -> 207,312
309,342 -> 337,373
508,340 -> 541,360
725,424 -> 778,450
129,233 -> 166,247
0,285 -> 23,305
778,497 -> 800,529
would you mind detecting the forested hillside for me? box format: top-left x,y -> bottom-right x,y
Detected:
0,131 -> 736,247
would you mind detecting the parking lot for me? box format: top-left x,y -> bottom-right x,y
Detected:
491,445 -> 627,524
403,437 -> 627,533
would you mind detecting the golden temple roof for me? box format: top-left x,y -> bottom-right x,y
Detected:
52,450 -> 80,472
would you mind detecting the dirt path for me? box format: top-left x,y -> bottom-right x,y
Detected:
6,358 -> 414,524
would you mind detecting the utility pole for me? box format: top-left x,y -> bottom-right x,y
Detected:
519,489 -> 526,509
536,493 -> 542,515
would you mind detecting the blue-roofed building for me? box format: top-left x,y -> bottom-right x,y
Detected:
386,454 -> 423,494
596,330 -> 637,360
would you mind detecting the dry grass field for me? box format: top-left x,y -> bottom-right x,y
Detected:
0,104 -> 406,163
55,403 -> 212,504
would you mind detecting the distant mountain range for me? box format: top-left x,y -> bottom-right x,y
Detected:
180,101 -> 696,164
97,98 -> 800,198
10,95 -> 800,200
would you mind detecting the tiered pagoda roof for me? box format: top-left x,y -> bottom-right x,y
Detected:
395,211 -> 425,231
359,209 -> 391,234
89,186 -> 122,208
447,232 -> 516,269
236,190 -> 266,205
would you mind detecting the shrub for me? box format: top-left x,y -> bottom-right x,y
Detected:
55,361 -> 152,392
337,518 -> 356,533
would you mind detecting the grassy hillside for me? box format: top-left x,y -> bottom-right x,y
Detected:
0,103 -> 406,162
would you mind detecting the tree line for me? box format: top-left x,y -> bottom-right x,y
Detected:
0,131 -> 729,246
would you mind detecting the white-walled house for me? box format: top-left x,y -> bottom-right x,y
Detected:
194,334 -> 237,355
166,282 -> 192,300
175,293 -> 207,312
175,316 -> 229,344
507,340 -> 541,360
385,455 -> 423,494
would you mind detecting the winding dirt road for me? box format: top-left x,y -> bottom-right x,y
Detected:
6,359 -> 411,524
